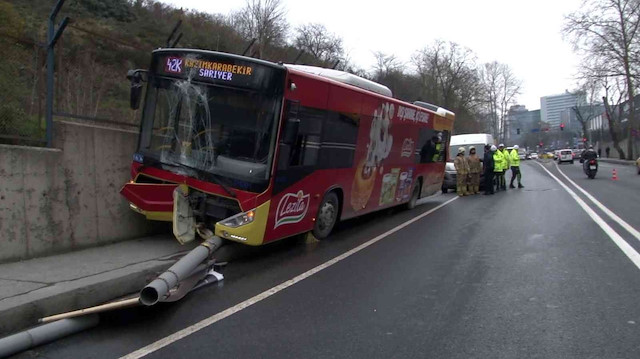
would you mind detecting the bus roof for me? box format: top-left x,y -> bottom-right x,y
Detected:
450,134 -> 494,146
284,64 -> 392,97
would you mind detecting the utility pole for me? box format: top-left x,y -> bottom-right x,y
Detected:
45,0 -> 69,147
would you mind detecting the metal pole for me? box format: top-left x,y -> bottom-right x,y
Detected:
140,236 -> 223,306
45,0 -> 68,148
45,13 -> 54,147
0,315 -> 99,358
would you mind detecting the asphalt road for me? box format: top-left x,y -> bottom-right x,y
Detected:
14,160 -> 640,359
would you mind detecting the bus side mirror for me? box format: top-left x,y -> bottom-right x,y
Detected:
282,118 -> 300,144
127,69 -> 146,110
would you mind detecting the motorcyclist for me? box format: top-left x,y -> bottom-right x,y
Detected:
581,146 -> 598,172
581,146 -> 597,161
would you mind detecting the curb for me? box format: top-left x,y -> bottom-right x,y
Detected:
599,158 -> 636,166
0,258 -> 176,337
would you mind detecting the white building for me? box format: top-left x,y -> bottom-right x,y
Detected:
540,91 -> 584,129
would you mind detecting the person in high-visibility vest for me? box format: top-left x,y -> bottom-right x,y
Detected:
433,134 -> 443,162
498,144 -> 508,190
492,145 -> 505,192
467,146 -> 482,194
509,145 -> 524,188
454,147 -> 469,196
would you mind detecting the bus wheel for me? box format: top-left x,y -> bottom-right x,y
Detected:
406,184 -> 420,210
313,192 -> 339,239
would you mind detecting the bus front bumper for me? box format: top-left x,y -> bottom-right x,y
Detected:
215,200 -> 270,246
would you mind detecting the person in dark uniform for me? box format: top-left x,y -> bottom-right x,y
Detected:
420,136 -> 438,163
483,144 -> 495,195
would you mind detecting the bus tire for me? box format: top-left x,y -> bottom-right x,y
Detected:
313,191 -> 339,239
405,184 -> 420,210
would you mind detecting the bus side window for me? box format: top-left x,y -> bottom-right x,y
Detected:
418,129 -> 447,164
317,112 -> 358,169
278,101 -> 324,169
439,130 -> 450,162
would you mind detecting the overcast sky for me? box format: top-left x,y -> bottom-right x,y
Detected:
161,0 -> 583,111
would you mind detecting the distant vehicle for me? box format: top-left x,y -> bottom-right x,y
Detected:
443,133 -> 494,192
572,148 -> 584,159
530,152 -> 538,159
518,148 -> 526,160
525,153 -> 532,160
558,149 -> 574,164
554,150 -> 560,160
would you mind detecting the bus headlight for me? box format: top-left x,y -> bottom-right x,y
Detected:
220,209 -> 256,228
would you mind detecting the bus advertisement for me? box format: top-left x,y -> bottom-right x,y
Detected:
121,49 -> 455,246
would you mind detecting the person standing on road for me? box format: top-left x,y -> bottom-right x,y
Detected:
598,148 -> 602,158
493,145 -> 504,192
509,145 -> 524,188
467,146 -> 481,194
454,147 -> 470,196
606,146 -> 610,158
484,144 -> 495,195
498,144 -> 508,191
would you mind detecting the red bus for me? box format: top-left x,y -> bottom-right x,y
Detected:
121,49 -> 454,246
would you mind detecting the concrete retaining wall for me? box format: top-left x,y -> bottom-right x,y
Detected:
593,139 -> 640,160
0,121 -> 163,263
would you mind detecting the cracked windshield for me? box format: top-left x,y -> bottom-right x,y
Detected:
140,76 -> 278,179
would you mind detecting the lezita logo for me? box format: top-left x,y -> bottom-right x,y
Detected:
275,190 -> 310,228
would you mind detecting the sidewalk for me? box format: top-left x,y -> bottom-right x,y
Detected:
0,234 -> 197,336
599,157 -> 637,166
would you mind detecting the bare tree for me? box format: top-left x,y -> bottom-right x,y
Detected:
294,23 -> 344,66
411,40 -> 486,133
570,81 -> 601,144
602,75 -> 628,158
479,61 -> 522,142
372,51 -> 403,79
232,0 -> 288,59
564,0 -> 640,159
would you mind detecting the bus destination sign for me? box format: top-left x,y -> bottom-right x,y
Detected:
164,56 -> 254,82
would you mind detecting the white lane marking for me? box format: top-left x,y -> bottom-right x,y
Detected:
120,196 -> 459,359
536,162 -> 640,271
554,162 -> 640,242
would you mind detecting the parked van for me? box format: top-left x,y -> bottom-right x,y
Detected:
443,133 -> 494,193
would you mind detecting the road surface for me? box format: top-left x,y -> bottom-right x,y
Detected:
14,160 -> 640,359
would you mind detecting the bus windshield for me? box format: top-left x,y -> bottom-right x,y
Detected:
138,76 -> 280,182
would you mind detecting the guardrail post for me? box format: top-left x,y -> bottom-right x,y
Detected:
45,0 -> 69,147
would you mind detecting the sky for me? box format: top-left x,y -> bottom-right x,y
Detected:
161,0 -> 583,111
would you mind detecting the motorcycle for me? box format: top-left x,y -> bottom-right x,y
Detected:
581,158 -> 598,179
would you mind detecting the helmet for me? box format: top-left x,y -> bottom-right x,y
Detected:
589,145 -> 594,149
513,145 -> 519,149
469,146 -> 475,151
490,145 -> 497,151
499,143 -> 504,148
458,147 -> 466,154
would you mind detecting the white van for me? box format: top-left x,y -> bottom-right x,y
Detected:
444,134 -> 494,192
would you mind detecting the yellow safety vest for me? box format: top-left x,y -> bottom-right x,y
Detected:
493,151 -> 504,172
510,149 -> 520,167
433,143 -> 442,162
